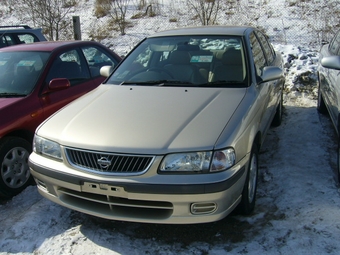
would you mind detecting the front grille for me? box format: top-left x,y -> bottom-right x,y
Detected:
58,187 -> 173,221
65,148 -> 154,175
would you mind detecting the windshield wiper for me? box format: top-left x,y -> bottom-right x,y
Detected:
0,92 -> 27,98
119,80 -> 245,87
119,80 -> 168,86
119,80 -> 194,87
159,80 -> 194,86
198,80 -> 245,87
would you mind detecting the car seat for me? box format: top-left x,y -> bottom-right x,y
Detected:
211,48 -> 244,82
163,51 -> 202,84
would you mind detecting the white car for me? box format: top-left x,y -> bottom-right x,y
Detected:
317,29 -> 340,182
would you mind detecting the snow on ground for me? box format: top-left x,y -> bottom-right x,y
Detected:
1,0 -> 340,254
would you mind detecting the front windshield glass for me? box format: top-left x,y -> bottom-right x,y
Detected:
107,35 -> 247,87
0,51 -> 50,97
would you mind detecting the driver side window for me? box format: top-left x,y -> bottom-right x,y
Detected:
81,46 -> 119,77
46,49 -> 90,86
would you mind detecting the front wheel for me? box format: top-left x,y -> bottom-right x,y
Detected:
0,137 -> 33,198
237,144 -> 258,214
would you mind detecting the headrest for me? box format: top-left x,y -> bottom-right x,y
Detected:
221,48 -> 242,65
168,51 -> 191,64
177,44 -> 200,51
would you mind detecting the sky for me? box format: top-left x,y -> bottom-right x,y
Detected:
1,0 -> 340,254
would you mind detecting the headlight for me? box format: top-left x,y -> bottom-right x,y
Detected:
159,148 -> 235,173
33,135 -> 62,160
159,152 -> 212,172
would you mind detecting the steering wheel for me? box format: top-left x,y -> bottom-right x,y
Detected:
147,67 -> 174,79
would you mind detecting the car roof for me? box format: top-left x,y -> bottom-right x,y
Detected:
0,25 -> 44,34
0,40 -> 104,52
147,26 -> 254,38
0,25 -> 47,42
0,25 -> 38,31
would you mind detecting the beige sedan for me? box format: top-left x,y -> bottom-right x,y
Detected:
29,26 -> 285,224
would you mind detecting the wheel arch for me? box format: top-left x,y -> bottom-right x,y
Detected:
337,113 -> 340,137
253,131 -> 262,152
1,129 -> 34,145
247,126 -> 262,154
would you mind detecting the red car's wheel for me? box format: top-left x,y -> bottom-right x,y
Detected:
0,137 -> 33,198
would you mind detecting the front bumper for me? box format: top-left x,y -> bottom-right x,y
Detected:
29,152 -> 249,224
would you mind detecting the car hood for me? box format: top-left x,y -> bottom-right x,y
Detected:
0,97 -> 23,109
38,85 -> 246,154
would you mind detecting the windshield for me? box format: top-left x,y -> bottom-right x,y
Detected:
0,51 -> 50,97
107,35 -> 248,87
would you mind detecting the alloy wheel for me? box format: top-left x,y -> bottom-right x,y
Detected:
1,146 -> 30,189
248,152 -> 258,203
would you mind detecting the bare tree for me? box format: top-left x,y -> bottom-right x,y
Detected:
14,0 -> 78,40
110,0 -> 129,35
94,0 -> 111,18
187,0 -> 221,26
93,0 -> 129,36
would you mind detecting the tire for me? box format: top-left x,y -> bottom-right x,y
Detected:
0,137 -> 33,199
237,143 -> 258,215
271,92 -> 283,127
317,79 -> 327,114
338,119 -> 340,184
337,136 -> 340,184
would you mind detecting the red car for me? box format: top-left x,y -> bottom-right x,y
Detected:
0,41 -> 121,198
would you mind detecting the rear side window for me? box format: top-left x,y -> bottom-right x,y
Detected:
255,31 -> 275,64
250,32 -> 266,77
329,31 -> 340,56
0,35 -> 15,47
17,33 -> 40,43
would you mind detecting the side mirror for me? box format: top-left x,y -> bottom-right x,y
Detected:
321,56 -> 340,70
100,65 -> 114,78
261,66 -> 284,82
49,78 -> 70,91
